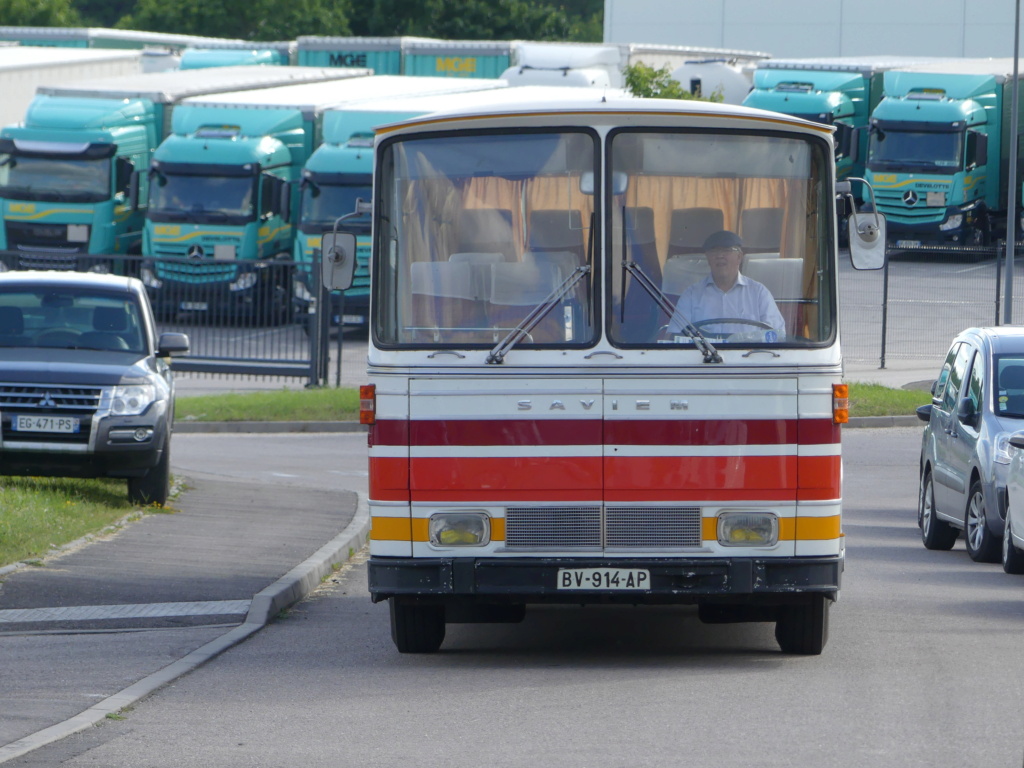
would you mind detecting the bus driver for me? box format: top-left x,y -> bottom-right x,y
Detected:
667,229 -> 785,339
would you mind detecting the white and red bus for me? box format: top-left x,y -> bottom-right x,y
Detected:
325,89 -> 883,654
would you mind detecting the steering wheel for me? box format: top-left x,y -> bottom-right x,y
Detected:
692,317 -> 773,330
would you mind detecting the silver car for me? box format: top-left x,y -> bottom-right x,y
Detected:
917,327 -> 1024,561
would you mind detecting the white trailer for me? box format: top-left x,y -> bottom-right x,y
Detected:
0,46 -> 142,127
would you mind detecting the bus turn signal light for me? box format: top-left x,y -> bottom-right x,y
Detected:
359,384 -> 376,425
833,383 -> 849,424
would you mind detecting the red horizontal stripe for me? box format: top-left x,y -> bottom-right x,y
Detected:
411,419 -> 602,447
605,456 -> 796,491
410,456 -> 602,492
374,417 -> 839,447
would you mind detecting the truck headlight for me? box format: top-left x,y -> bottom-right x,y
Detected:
717,511 -> 779,547
940,214 -> 963,231
229,272 -> 258,292
428,512 -> 490,547
140,267 -> 162,289
109,384 -> 157,416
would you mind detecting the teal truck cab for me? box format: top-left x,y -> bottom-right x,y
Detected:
145,75 -> 521,322
865,59 -> 1024,248
743,57 -> 940,184
0,66 -> 366,273
295,79 -> 508,328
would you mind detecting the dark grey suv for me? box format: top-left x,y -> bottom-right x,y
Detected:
0,271 -> 189,505
917,327 -> 1024,561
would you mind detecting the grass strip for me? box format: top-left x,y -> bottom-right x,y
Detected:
175,387 -> 359,423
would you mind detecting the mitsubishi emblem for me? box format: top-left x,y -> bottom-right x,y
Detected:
38,392 -> 56,408
903,190 -> 919,206
187,245 -> 205,259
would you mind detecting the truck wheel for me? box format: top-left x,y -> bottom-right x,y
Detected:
1002,515 -> 1024,574
253,260 -> 294,327
390,599 -> 445,653
921,471 -> 958,550
774,594 -> 829,655
965,480 -> 1000,562
128,440 -> 170,507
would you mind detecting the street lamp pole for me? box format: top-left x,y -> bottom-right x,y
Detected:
1004,0 -> 1021,324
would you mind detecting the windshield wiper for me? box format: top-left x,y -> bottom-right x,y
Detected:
486,264 -> 590,364
622,260 -> 721,364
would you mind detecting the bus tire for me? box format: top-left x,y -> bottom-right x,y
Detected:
774,594 -> 829,655
390,599 -> 445,653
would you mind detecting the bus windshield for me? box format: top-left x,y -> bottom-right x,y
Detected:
374,130 -> 597,347
607,130 -> 834,347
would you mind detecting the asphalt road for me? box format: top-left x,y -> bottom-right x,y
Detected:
8,427 -> 1024,767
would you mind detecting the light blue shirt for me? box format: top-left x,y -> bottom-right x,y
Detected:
668,274 -> 786,337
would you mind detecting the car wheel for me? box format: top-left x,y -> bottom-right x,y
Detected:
128,439 -> 171,507
389,599 -> 445,654
1003,514 -> 1024,574
965,480 -> 1000,562
775,594 -> 829,655
921,471 -> 958,550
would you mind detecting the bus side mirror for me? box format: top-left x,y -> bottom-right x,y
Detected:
848,210 -> 886,270
321,231 -> 357,292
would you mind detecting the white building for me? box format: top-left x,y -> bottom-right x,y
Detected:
604,0 -> 1021,59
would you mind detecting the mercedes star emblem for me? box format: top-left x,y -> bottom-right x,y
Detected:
903,190 -> 919,206
187,245 -> 205,259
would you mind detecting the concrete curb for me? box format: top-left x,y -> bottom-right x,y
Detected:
0,497 -> 371,765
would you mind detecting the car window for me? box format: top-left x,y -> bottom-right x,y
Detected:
965,351 -> 983,417
935,343 -> 960,404
942,342 -> 972,412
995,354 -> 1024,418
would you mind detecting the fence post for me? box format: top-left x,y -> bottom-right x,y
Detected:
996,239 -> 1004,326
879,246 -> 890,370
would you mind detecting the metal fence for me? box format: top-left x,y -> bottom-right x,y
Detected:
839,242 -> 1023,367
1,251 -> 343,387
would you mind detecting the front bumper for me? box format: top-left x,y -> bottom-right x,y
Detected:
368,556 -> 842,605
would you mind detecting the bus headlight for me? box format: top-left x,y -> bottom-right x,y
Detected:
717,512 -> 778,547
428,512 -> 491,547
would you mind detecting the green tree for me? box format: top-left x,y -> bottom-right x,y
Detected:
1,0 -> 80,26
74,0 -> 134,27
118,0 -> 351,41
623,62 -> 723,101
349,0 -> 581,41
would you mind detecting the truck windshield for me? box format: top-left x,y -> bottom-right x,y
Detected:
300,179 -> 371,233
0,152 -> 111,203
374,130 -> 597,348
868,126 -> 963,172
607,130 -> 833,347
148,173 -> 255,224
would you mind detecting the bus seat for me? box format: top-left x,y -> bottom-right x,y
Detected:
409,261 -> 484,334
661,255 -> 710,305
739,207 -> 784,254
667,207 -> 724,258
616,206 -> 664,342
528,209 -> 585,263
449,251 -> 506,265
487,262 -> 566,342
456,208 -> 515,261
743,257 -> 804,333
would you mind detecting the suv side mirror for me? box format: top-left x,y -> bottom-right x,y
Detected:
157,332 -> 190,357
321,231 -> 357,292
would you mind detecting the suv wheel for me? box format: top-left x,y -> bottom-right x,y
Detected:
128,439 -> 171,507
921,470 -> 958,550
965,480 -> 1000,562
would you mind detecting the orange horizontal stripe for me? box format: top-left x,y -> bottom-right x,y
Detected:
371,516 -> 412,542
372,514 -> 839,544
